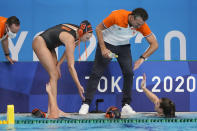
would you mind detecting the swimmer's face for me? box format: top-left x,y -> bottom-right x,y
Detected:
81,33 -> 92,42
155,99 -> 163,116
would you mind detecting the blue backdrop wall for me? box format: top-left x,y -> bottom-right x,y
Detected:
0,0 -> 197,113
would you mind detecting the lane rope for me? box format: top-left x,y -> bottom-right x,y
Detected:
12,118 -> 197,124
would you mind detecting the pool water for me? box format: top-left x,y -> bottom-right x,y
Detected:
1,113 -> 197,131
1,122 -> 197,131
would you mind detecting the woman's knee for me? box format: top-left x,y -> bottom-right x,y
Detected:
49,70 -> 59,80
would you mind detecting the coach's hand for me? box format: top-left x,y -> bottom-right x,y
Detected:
133,58 -> 144,71
78,85 -> 85,101
101,47 -> 111,58
6,56 -> 15,64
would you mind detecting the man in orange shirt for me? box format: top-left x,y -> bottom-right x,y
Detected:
0,16 -> 20,64
79,8 -> 159,115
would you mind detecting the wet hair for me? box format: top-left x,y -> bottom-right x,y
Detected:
131,8 -> 148,21
6,16 -> 20,27
160,98 -> 176,117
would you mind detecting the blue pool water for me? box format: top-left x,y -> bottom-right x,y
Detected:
1,122 -> 197,131
1,113 -> 197,131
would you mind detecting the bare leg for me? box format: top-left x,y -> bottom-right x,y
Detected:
50,50 -> 69,117
47,50 -> 57,115
33,36 -> 59,119
47,95 -> 50,114
46,83 -> 52,115
46,82 -> 69,117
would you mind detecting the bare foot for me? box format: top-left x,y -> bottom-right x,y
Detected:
48,109 -> 68,118
47,107 -> 59,119
46,83 -> 69,118
48,108 -> 69,117
58,109 -> 69,117
47,113 -> 59,119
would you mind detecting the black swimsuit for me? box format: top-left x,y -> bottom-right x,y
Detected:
39,24 -> 79,50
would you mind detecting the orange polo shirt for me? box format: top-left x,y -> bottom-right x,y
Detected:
102,9 -> 152,45
0,16 -> 7,39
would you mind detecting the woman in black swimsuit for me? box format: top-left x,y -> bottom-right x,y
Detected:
32,20 -> 92,119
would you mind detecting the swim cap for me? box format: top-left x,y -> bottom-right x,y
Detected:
78,20 -> 93,37
105,106 -> 121,119
32,108 -> 46,118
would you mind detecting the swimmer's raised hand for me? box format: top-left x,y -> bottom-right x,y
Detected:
141,73 -> 146,89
